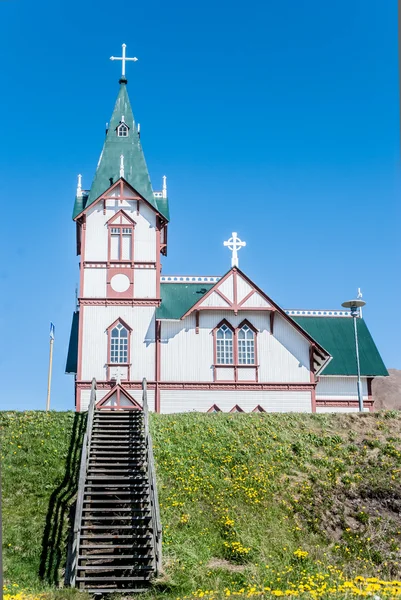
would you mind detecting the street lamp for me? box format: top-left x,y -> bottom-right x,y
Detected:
341,298 -> 366,412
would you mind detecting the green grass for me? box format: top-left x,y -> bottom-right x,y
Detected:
2,410 -> 401,599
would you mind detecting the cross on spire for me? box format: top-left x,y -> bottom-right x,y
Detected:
110,43 -> 138,79
224,232 -> 246,268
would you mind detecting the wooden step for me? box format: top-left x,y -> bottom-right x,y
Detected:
80,544 -> 150,549
80,534 -> 152,539
82,591 -> 149,595
89,449 -> 146,454
77,565 -> 153,571
88,462 -> 145,467
78,554 -> 151,560
82,507 -> 148,512
81,525 -> 149,530
84,482 -> 148,487
76,576 -> 151,581
82,515 -> 151,521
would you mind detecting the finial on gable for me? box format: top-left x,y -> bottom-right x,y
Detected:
120,154 -> 125,179
138,123 -> 141,138
162,175 -> 167,198
357,288 -> 363,317
77,174 -> 82,198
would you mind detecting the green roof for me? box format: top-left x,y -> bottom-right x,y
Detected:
156,283 -> 214,319
292,316 -> 388,377
73,81 -> 169,221
156,284 -> 387,377
65,311 -> 79,374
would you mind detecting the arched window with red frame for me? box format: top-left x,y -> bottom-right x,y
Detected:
237,323 -> 255,365
107,210 -> 135,262
110,322 -> 129,363
216,323 -> 234,364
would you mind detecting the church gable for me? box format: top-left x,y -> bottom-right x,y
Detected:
181,268 -> 273,317
97,384 -> 142,410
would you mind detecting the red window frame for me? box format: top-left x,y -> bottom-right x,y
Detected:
106,318 -> 132,379
107,210 -> 136,264
212,318 -> 258,382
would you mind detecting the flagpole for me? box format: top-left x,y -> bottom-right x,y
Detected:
46,325 -> 55,411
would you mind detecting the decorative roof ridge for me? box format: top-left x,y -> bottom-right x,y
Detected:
160,276 -> 221,283
286,309 -> 353,318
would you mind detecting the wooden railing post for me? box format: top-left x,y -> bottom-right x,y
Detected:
69,378 -> 97,587
142,378 -> 162,576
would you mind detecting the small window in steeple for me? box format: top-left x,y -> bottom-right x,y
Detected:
117,123 -> 129,137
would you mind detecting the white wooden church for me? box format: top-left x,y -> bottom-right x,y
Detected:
66,46 -> 388,413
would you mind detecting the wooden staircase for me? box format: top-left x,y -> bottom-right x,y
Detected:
68,379 -> 162,594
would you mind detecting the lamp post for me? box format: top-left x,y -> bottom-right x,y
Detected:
341,298 -> 366,412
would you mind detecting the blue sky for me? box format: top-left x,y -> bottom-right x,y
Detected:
0,0 -> 398,410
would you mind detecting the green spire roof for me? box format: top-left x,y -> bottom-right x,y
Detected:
73,82 -> 169,220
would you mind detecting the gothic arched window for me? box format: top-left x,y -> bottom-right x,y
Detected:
237,324 -> 255,365
216,323 -> 234,364
117,123 -> 129,137
110,323 -> 129,363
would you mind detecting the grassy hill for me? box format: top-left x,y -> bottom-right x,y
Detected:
2,410 -> 401,599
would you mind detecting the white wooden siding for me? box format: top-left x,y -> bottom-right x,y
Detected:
81,306 -> 156,381
259,314 -> 310,382
160,390 -> 312,414
134,268 -> 157,298
237,276 -> 252,303
84,201 -> 156,263
85,205 -> 108,261
316,376 -> 368,401
316,406 -> 369,414
237,368 -> 257,381
215,367 -> 235,380
84,269 -> 107,297
219,274 -> 234,301
202,291 -> 231,308
160,311 -> 310,383
134,204 -> 156,262
242,292 -> 271,308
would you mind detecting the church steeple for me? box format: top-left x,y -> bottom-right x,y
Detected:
87,81 -> 155,206
73,46 -> 169,221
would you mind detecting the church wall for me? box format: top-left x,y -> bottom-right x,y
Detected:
159,389 -> 312,414
134,268 -> 157,297
80,388 -> 154,412
160,310 -> 310,383
316,406 -> 369,414
85,205 -> 108,261
316,376 -> 368,401
83,268 -> 107,297
84,200 -> 157,263
160,315 -> 210,381
81,306 -> 156,382
134,204 -> 157,263
258,314 -> 310,382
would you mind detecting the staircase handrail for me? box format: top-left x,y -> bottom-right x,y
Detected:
70,377 -> 97,587
142,378 -> 162,575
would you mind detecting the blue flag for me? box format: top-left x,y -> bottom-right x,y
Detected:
50,323 -> 55,340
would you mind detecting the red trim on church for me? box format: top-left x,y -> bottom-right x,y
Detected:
212,318 -> 259,383
73,177 -> 168,223
155,320 -> 161,413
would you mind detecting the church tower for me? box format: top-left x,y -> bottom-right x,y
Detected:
70,46 -> 169,411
